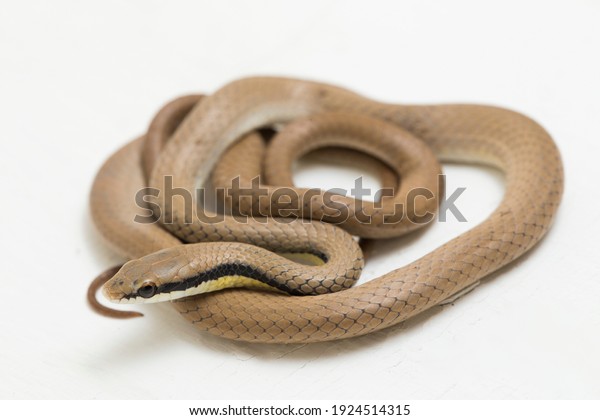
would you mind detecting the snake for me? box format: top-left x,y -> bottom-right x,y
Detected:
89,76 -> 564,344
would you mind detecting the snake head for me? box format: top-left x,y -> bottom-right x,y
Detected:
102,247 -> 196,304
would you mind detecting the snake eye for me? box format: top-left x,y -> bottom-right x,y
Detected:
138,281 -> 157,299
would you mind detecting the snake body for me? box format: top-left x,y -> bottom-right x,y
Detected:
92,77 -> 563,343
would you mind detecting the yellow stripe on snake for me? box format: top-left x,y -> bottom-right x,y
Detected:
89,77 -> 563,343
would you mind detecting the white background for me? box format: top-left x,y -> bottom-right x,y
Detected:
0,0 -> 599,399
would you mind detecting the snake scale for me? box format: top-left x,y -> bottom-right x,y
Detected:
90,77 -> 563,343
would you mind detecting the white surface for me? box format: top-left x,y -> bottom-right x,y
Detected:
0,0 -> 599,399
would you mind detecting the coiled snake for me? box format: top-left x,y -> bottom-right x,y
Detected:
89,77 -> 563,343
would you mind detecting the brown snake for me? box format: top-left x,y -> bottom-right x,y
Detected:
89,77 -> 564,343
